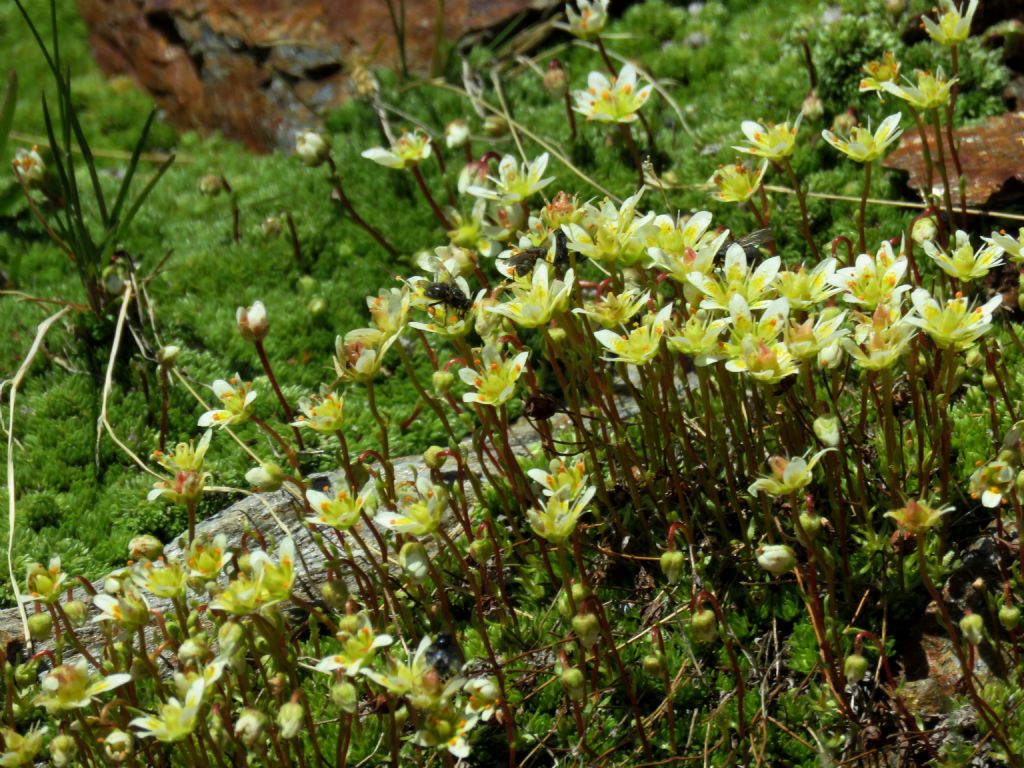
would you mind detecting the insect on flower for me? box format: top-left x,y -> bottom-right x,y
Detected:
423,281 -> 474,318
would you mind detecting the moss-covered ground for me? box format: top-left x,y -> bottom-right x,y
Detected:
0,0 -> 1013,602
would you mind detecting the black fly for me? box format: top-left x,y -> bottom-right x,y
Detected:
424,632 -> 465,678
506,229 -> 571,277
424,281 -> 473,317
715,228 -> 775,260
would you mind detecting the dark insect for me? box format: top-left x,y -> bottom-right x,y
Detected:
424,632 -> 465,678
715,228 -> 775,260
553,229 -> 569,269
507,246 -> 546,277
424,281 -> 473,317
524,393 -> 560,421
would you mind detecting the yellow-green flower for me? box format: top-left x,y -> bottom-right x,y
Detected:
969,459 -> 1016,508
131,678 -> 205,743
459,344 -> 530,407
842,304 -> 917,371
666,311 -> 729,366
784,310 -> 849,361
564,189 -> 654,266
334,328 -> 400,383
734,117 -> 800,161
362,636 -> 447,711
748,450 -> 833,497
830,241 -> 910,309
292,391 -> 345,433
688,245 -> 781,311
305,482 -> 373,531
885,499 -> 953,535
249,538 -> 296,609
985,228 -> 1023,262
315,612 -> 393,677
528,455 -> 590,498
36,661 -> 132,714
821,113 -> 902,163
906,288 -> 1002,351
367,286 -> 411,335
467,153 -> 554,204
186,532 -> 232,581
573,288 -> 648,329
565,0 -> 609,40
148,430 -> 213,505
527,486 -> 596,545
573,63 -> 653,124
881,69 -> 956,110
923,229 -> 1004,282
593,303 -> 673,365
361,130 -> 432,170
0,726 -> 46,768
197,376 -> 256,429
725,337 -> 797,383
374,476 -> 448,537
859,52 -> 901,97
923,0 -> 978,47
21,556 -> 68,605
708,161 -> 768,203
774,259 -> 841,310
134,559 -> 188,600
487,262 -> 574,328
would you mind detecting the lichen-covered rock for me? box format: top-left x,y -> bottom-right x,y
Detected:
75,0 -> 547,151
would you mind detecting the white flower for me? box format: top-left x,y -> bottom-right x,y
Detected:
467,153 -> 554,204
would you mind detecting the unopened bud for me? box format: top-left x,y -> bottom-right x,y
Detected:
321,580 -> 348,610
49,734 -> 77,768
571,613 -> 601,649
659,550 -> 686,584
245,461 -> 286,492
999,604 -> 1021,631
983,374 -> 1000,395
331,681 -> 358,712
104,729 -> 134,763
63,599 -> 87,627
757,544 -> 797,575
813,415 -> 840,447
307,296 -> 328,317
543,61 -> 568,96
801,91 -> 824,121
295,131 -> 331,167
157,345 -> 181,369
845,653 -> 869,683
798,511 -> 822,539
198,174 -> 226,196
423,445 -> 447,470
234,708 -> 267,747
260,216 -> 282,238
469,538 -> 493,565
547,326 -> 568,345
27,612 -> 52,641
911,216 -> 937,245
483,115 -> 509,137
399,541 -> 430,584
432,370 -> 455,394
559,667 -> 585,700
960,612 -> 984,645
691,609 -> 718,643
642,653 -> 664,675
129,534 -> 164,562
445,119 -> 470,150
237,301 -> 270,342
277,701 -> 304,740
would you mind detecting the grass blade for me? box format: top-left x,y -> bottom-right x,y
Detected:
109,109 -> 157,227
0,71 -> 17,162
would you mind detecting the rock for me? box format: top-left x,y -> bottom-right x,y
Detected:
883,112 -> 1024,210
74,0 -> 549,152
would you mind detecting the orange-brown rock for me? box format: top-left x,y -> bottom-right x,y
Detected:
75,0 -> 544,152
883,111 -> 1024,209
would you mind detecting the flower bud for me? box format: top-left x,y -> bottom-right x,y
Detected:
331,681 -> 358,713
571,613 -> 601,649
218,621 -> 246,658
911,216 -> 937,245
798,511 -> 822,539
445,119 -> 470,150
12,147 -> 46,186
559,667 -> 585,700
831,110 -> 857,135
483,115 -> 509,137
129,534 -> 164,562
691,609 -> 718,643
198,174 -> 226,196
547,326 -> 568,345
14,663 -> 38,687
965,348 -> 983,369
237,301 -> 270,342
321,580 -> 348,610
884,0 -> 905,15
297,275 -> 317,294
999,604 -> 1021,631
27,612 -> 52,641
63,599 -> 88,627
234,708 -> 267,747
983,374 -> 1000,395
179,635 -> 208,664
960,612 -> 984,645
469,538 -> 493,565
277,701 -> 304,740
245,461 -> 286,492
307,296 -> 328,317
157,345 -> 181,369
49,734 -> 77,768
844,653 -> 869,683
757,544 -> 797,575
659,550 -> 686,584
260,216 -> 282,238
801,91 -> 824,121
813,415 -> 840,448
423,445 -> 447,470
295,130 -> 331,167
642,653 -> 664,676
104,729 -> 134,763
399,541 -> 430,584
543,61 -> 568,96
432,370 -> 455,394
